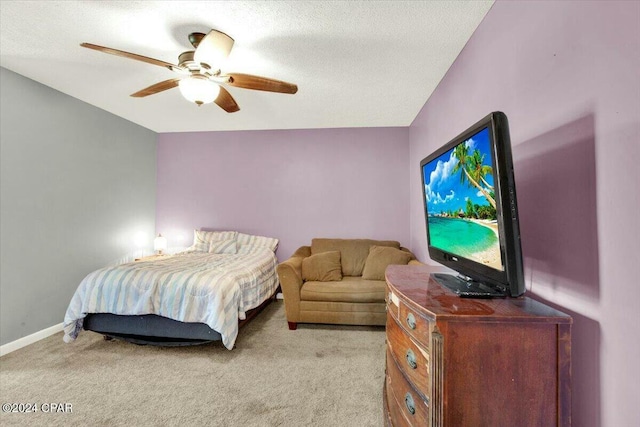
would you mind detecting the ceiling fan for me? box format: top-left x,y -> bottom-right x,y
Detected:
81,29 -> 298,112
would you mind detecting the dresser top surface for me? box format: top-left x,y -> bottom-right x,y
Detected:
386,264 -> 571,322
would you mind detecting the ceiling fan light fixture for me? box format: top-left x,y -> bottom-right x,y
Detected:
178,76 -> 220,105
194,30 -> 234,70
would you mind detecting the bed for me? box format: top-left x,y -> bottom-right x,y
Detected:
63,231 -> 279,349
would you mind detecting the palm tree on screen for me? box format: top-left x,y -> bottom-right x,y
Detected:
452,144 -> 470,185
452,143 -> 496,209
469,149 -> 494,191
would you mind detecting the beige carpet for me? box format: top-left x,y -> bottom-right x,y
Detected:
0,301 -> 386,426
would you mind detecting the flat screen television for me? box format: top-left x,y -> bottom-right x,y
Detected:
420,112 -> 524,298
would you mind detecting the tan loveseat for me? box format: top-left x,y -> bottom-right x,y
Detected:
277,238 -> 419,329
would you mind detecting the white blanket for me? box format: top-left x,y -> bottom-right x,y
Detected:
63,249 -> 279,349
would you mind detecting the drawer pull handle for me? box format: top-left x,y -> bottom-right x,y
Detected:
406,312 -> 416,330
404,392 -> 416,415
405,349 -> 417,369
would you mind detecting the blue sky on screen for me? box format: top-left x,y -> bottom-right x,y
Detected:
423,127 -> 494,214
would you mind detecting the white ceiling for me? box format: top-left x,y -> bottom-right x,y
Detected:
0,1 -> 493,133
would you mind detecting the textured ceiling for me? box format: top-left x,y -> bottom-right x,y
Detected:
0,1 -> 493,133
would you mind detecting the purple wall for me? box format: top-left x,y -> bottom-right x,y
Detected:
157,127 -> 410,260
409,2 -> 640,426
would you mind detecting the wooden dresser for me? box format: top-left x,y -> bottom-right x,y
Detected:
383,264 -> 572,426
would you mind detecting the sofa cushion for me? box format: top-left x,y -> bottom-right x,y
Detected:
362,245 -> 413,280
300,276 -> 386,303
311,238 -> 401,276
302,251 -> 343,282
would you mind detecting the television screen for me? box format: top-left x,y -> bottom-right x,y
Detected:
420,112 -> 524,298
422,126 -> 503,271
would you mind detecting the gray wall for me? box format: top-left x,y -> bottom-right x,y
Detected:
0,68 -> 157,345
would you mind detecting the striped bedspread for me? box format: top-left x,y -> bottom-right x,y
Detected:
63,249 -> 279,349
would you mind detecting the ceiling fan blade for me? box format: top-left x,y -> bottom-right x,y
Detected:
214,86 -> 240,113
130,79 -> 181,98
80,43 -> 178,70
226,73 -> 298,94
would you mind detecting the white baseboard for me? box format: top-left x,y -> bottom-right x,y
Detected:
0,323 -> 63,357
276,292 -> 284,300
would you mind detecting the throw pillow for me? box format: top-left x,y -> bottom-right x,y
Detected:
302,251 -> 343,282
361,246 -> 412,280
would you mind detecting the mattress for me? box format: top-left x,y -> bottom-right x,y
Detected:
63,249 -> 279,349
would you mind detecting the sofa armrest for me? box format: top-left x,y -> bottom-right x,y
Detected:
291,245 -> 311,258
400,246 -> 418,260
276,246 -> 310,322
400,247 -> 423,265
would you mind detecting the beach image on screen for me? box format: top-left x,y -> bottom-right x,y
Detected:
423,127 -> 504,270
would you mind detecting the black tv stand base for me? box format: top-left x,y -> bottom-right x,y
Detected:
431,273 -> 507,298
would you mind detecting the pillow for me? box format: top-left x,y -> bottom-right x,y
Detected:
310,238 -> 401,276
361,246 -> 412,280
194,230 -> 237,244
302,251 -> 343,282
208,239 -> 237,254
187,230 -> 238,252
237,245 -> 269,255
185,242 -> 209,252
236,232 -> 279,252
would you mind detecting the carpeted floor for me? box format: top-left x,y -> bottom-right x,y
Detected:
0,301 -> 386,426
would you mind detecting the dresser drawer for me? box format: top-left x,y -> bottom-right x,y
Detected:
387,288 -> 400,319
386,315 -> 430,397
386,348 -> 429,426
385,377 -> 412,427
398,300 -> 433,349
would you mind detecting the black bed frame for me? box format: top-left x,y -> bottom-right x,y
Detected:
83,288 -> 278,347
